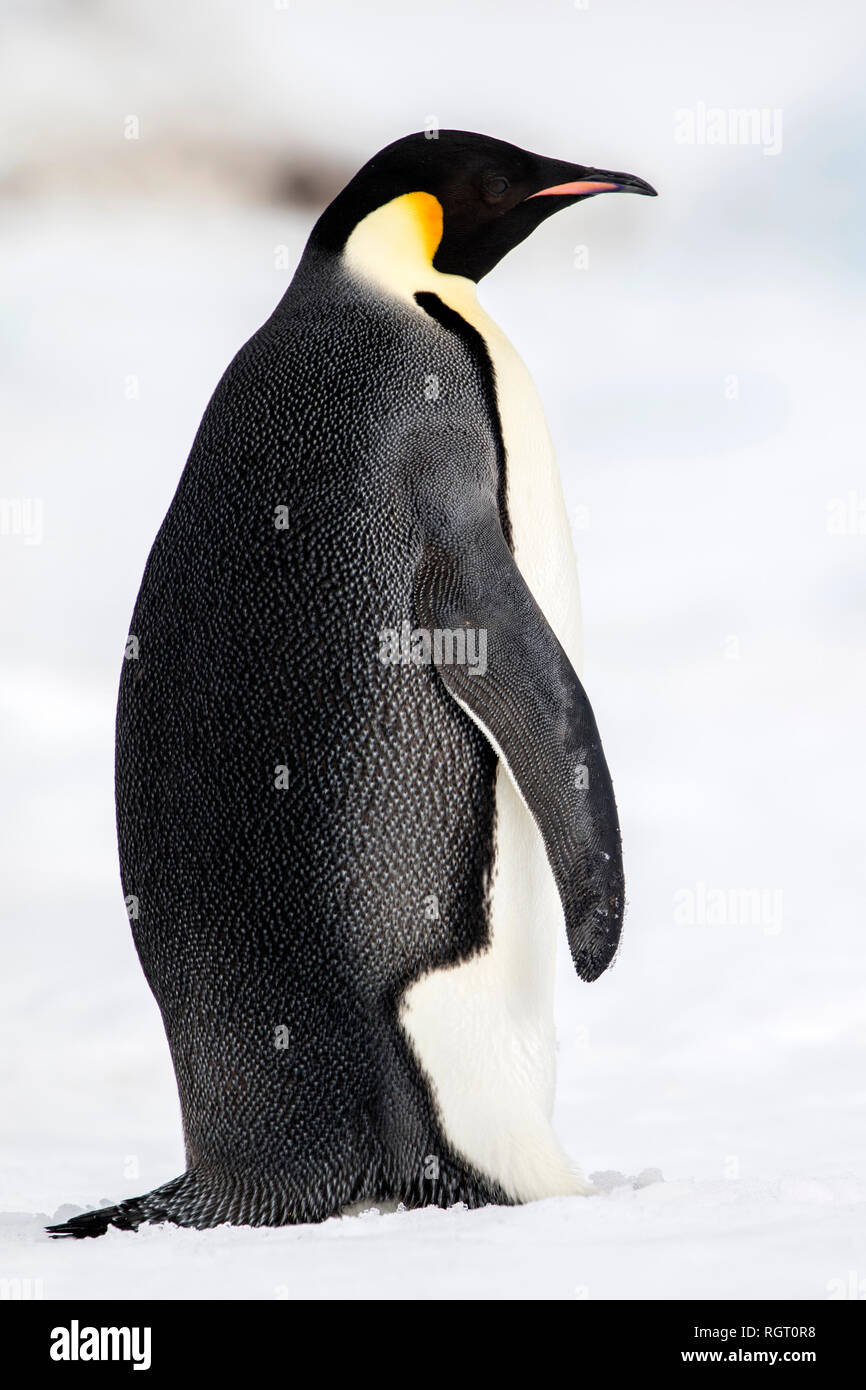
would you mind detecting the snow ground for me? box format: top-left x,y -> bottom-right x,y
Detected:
1,0 -> 865,1299
4,1176 -> 865,1301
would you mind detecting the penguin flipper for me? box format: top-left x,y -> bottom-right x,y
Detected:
415,508 -> 624,982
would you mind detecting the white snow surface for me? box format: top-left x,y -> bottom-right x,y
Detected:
1,0 -> 865,1299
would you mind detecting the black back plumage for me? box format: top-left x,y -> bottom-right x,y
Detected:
105,249 -> 509,1228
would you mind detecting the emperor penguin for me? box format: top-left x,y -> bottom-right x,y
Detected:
49,131 -> 656,1236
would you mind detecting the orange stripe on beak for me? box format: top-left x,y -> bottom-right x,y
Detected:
527,180 -> 621,198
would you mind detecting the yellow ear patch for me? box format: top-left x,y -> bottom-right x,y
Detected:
343,191 -> 446,299
403,191 -> 444,262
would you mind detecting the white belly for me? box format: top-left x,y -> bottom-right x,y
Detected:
400,300 -> 588,1201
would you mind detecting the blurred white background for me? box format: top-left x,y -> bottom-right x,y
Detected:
1,0 -> 864,1298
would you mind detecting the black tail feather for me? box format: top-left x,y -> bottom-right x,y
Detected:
46,1170 -> 218,1239
46,1157 -> 510,1237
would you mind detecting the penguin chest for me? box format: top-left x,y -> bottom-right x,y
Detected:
400,300 -> 585,1202
476,313 -> 583,671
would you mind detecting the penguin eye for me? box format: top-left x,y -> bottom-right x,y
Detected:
483,175 -> 510,200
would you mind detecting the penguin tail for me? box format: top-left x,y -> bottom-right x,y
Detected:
46,1169 -> 213,1239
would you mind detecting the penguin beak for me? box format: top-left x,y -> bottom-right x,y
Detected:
526,168 -> 657,200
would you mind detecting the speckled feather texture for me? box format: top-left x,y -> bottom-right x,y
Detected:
52,252 -> 521,1234
48,185 -> 624,1235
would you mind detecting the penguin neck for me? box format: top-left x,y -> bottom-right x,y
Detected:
341,191 -> 483,325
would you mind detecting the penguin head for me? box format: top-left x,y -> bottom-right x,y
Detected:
311,130 -> 656,283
